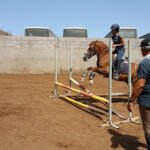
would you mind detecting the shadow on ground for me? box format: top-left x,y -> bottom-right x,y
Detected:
108,129 -> 147,150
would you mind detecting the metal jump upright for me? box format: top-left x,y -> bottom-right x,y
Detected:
101,39 -> 139,128
53,38 -> 139,129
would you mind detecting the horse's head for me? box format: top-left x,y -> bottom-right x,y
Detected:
83,41 -> 99,61
83,40 -> 109,62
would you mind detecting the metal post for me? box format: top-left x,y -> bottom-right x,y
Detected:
54,37 -> 58,96
69,47 -> 73,89
128,39 -> 136,121
127,40 -> 132,119
68,47 -> 73,95
128,40 -> 132,102
128,40 -> 133,119
109,39 -> 112,122
127,40 -> 140,123
108,39 -> 119,128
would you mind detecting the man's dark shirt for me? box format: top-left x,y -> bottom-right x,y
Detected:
137,54 -> 150,107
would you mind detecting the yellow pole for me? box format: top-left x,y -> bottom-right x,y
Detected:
60,96 -> 89,109
56,82 -> 108,103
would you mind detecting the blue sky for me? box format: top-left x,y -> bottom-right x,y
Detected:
0,0 -> 149,37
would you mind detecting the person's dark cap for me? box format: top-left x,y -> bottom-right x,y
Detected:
140,39 -> 150,50
110,24 -> 120,30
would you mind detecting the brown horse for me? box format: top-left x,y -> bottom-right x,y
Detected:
82,40 -> 138,84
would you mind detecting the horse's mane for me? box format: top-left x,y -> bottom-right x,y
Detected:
94,40 -> 109,53
90,40 -> 103,44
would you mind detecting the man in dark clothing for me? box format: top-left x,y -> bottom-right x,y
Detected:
127,39 -> 150,150
110,24 -> 125,80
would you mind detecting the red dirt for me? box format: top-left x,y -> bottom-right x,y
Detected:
0,74 -> 147,150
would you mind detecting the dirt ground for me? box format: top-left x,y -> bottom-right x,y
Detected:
0,74 -> 147,150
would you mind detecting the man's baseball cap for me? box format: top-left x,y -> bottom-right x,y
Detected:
140,39 -> 150,50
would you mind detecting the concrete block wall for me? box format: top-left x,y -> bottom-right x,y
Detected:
0,36 -> 143,74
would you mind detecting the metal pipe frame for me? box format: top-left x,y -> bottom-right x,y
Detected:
101,39 -> 140,128
53,39 -> 139,128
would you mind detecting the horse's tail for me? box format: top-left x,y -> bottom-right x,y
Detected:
131,63 -> 138,85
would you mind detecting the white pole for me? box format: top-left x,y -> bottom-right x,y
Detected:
69,47 -> 73,88
128,40 -> 132,100
109,39 -> 112,122
127,40 -> 140,123
54,37 -> 58,96
128,40 -> 133,119
69,46 -> 73,95
108,39 -> 119,128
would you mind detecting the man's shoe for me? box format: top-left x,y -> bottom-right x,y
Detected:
113,73 -> 119,80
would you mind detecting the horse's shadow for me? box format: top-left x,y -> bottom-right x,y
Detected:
108,129 -> 147,150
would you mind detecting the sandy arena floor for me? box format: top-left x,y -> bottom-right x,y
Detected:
0,74 -> 147,150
